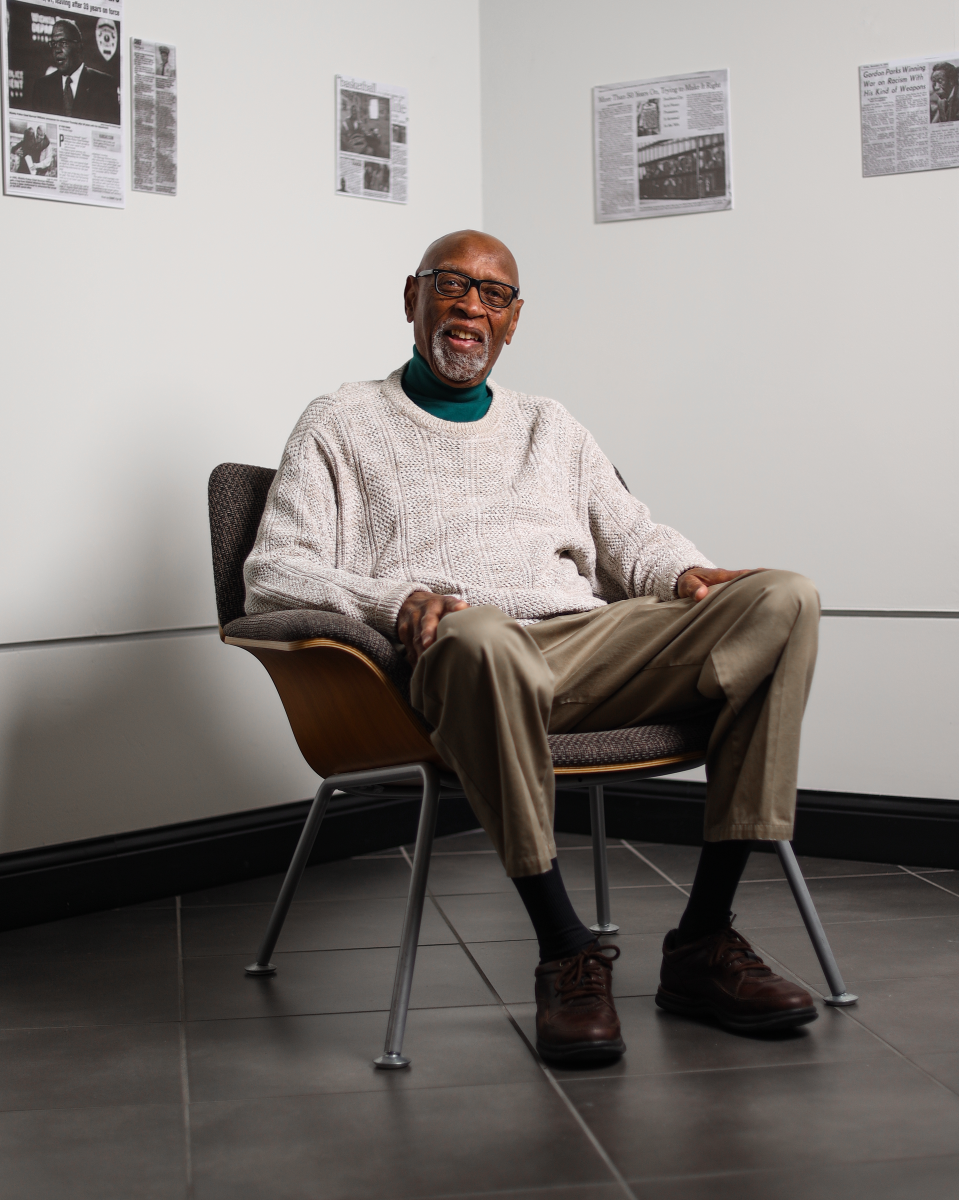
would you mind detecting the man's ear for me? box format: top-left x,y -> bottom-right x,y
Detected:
403,276 -> 416,323
504,297 -> 523,345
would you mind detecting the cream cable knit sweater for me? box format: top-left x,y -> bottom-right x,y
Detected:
244,366 -> 714,637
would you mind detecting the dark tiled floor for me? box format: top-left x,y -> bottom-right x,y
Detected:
1,830 -> 958,1199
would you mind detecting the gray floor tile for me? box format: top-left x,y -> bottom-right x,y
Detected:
510,993 -> 893,1080
190,1083 -> 609,1200
465,938 -> 540,1004
628,1155 -> 959,1199
633,842 -> 903,886
180,894 -> 455,957
0,1023 -> 182,1112
575,885 -> 688,937
913,1050 -> 959,1095
557,845 -> 666,891
733,873 -> 959,931
187,1004 -> 540,1101
831,976 -> 959,1055
562,1057 -> 959,1180
0,905 -> 178,962
447,1189 -> 620,1200
0,954 -> 180,1029
184,942 -> 495,1022
0,1103 -> 186,1199
743,915 -> 959,989
428,850 -> 515,895
435,889 -> 548,942
181,855 -> 415,906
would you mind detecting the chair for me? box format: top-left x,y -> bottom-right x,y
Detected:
208,463 -> 856,1069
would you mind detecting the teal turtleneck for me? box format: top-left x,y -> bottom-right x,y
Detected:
401,345 -> 492,423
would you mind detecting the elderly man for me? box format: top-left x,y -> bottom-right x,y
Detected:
245,230 -> 820,1065
32,19 -> 120,125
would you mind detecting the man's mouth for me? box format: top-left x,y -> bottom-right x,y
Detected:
442,326 -> 486,351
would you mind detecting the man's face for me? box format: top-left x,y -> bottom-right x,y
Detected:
404,235 -> 523,388
932,70 -> 953,99
51,25 -> 82,75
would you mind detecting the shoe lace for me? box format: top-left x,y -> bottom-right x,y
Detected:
555,943 -> 621,1002
709,923 -> 773,979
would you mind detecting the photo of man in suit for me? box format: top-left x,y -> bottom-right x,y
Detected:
929,61 -> 959,123
31,19 -> 120,126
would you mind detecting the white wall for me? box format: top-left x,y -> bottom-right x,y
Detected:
479,0 -> 959,800
3,0 -> 956,855
0,0 -> 483,851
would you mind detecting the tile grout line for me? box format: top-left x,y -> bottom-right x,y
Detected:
398,848 -> 639,1200
618,841 -> 691,897
175,896 -> 194,1194
897,864 -> 959,900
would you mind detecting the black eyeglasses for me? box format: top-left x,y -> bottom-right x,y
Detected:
416,269 -> 519,309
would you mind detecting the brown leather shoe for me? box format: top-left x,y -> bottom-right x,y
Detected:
656,924 -> 818,1032
535,942 -> 625,1065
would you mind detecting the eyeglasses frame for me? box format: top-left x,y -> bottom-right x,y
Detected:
415,268 -> 519,309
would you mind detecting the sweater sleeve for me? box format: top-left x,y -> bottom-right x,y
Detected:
242,409 -> 430,637
585,436 -> 714,602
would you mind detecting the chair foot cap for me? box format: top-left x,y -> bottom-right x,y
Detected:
374,1053 -> 411,1069
589,923 -> 620,935
244,962 -> 277,976
824,992 -> 858,1006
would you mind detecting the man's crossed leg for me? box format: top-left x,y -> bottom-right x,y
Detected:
411,570 -> 821,1063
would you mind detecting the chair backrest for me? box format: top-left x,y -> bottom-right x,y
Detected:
208,462 -> 276,628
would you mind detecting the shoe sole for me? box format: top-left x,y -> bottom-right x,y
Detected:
536,1036 -> 626,1066
655,988 -> 818,1032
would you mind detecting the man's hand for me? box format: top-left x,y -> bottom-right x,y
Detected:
677,567 -> 760,602
397,590 -> 469,666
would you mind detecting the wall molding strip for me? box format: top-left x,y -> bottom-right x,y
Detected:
0,625 -> 219,653
2,608 -> 957,654
820,609 -> 959,619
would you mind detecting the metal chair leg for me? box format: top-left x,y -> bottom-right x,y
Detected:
375,764 -> 441,1069
245,779 -> 335,975
588,784 -> 619,935
775,840 -> 858,1006
245,762 -> 440,978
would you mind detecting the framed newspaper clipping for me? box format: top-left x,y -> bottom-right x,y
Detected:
335,75 -> 408,204
860,56 -> 959,177
593,69 -> 731,222
3,0 -> 124,208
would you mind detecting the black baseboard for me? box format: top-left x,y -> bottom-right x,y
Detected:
0,779 -> 955,932
555,779 -> 959,869
0,792 -> 481,933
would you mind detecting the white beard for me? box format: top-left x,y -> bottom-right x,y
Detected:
431,322 -> 490,383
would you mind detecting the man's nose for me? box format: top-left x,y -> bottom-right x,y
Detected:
452,287 -> 486,318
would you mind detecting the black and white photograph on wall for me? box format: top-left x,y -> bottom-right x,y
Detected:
8,118 -> 57,176
861,55 -> 959,177
335,74 -> 408,204
929,61 -> 959,123
131,38 -> 177,196
593,68 -> 731,222
2,0 -> 124,207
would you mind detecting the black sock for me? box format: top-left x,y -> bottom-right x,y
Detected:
512,858 -> 595,963
676,840 -> 754,945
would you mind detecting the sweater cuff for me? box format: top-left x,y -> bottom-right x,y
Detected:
372,582 -> 433,637
661,558 -> 716,601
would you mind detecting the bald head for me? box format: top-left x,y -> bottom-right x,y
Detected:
417,230 -> 519,287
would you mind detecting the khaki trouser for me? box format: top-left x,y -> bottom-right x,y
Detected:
410,570 -> 820,877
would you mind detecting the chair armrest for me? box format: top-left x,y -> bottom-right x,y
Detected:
223,610 -> 412,697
